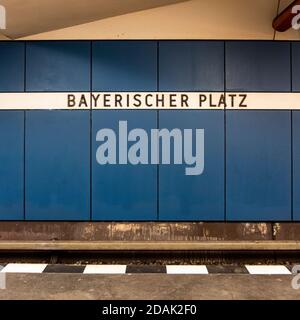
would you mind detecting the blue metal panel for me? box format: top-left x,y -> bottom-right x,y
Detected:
226,41 -> 290,92
159,111 -> 224,221
159,41 -> 224,91
92,111 -> 157,220
26,41 -> 90,91
92,41 -> 157,91
293,111 -> 300,220
0,111 -> 24,220
25,111 -> 90,220
0,42 -> 24,92
292,42 -> 300,92
226,111 -> 291,221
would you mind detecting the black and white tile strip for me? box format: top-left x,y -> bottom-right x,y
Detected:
0,264 -> 296,275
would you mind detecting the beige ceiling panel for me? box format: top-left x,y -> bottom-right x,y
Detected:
21,0 -> 282,40
0,0 -> 187,38
0,33 -> 9,40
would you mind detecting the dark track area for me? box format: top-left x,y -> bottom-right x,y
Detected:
0,250 -> 299,265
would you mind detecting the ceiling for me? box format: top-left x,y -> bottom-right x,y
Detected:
0,0 -> 187,39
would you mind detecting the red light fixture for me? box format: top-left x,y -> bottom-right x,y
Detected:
273,0 -> 300,32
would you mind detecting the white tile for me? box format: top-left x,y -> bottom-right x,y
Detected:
83,265 -> 127,274
166,265 -> 208,274
245,265 -> 291,275
1,263 -> 47,273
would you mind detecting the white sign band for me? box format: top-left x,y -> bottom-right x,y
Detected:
0,92 -> 299,110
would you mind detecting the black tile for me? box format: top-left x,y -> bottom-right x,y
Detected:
126,265 -> 166,274
43,264 -> 86,274
206,265 -> 248,274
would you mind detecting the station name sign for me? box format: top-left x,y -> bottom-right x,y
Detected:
1,92 -> 300,110
68,92 -> 247,109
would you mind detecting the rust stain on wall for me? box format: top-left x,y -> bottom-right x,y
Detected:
272,223 -> 300,240
240,223 -> 270,238
0,221 -> 281,241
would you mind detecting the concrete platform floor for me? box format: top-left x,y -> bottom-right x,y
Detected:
0,274 -> 299,300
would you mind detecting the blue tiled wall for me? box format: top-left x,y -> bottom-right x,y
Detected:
0,111 -> 24,220
25,111 -> 90,220
0,40 -> 298,221
26,41 -> 90,92
226,41 -> 290,92
226,111 -> 291,221
92,110 -> 157,220
159,41 -> 224,91
293,111 -> 300,221
159,111 -> 224,221
92,41 -> 157,91
225,41 -> 292,221
0,42 -> 24,92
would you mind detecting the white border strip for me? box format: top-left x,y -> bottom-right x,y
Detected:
1,263 -> 47,273
229,92 -> 300,110
83,265 -> 127,274
0,93 -> 90,110
166,265 -> 209,274
245,265 -> 291,275
0,264 -> 294,274
0,92 -> 300,110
